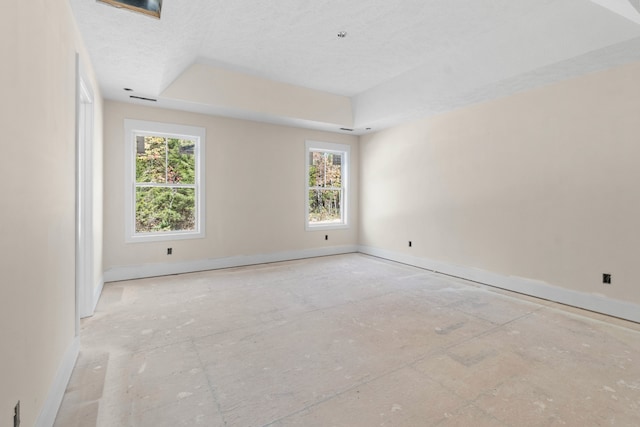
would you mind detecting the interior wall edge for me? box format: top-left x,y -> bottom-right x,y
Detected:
103,245 -> 359,283
34,337 -> 79,427
81,275 -> 105,319
358,245 -> 640,324
93,276 -> 105,314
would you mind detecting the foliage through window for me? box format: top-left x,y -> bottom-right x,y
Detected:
125,120 -> 205,242
135,136 -> 196,232
305,141 -> 349,229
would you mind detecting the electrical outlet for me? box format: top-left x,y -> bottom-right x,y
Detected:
14,401 -> 20,427
408,241 -> 412,247
167,248 -> 172,255
603,273 -> 611,284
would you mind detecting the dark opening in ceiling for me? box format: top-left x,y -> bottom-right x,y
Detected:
98,0 -> 162,18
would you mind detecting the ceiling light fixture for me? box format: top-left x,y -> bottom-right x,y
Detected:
337,31 -> 347,38
98,0 -> 162,19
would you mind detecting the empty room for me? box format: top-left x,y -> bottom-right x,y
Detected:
3,0 -> 640,426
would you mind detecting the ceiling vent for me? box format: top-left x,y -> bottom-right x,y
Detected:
97,0 -> 162,19
130,95 -> 157,102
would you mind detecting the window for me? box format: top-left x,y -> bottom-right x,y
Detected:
305,140 -> 350,230
124,120 -> 205,242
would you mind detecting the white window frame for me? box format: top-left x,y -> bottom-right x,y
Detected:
124,119 -> 206,243
305,140 -> 350,231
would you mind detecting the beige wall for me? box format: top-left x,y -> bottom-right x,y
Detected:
3,1 -> 638,422
163,63 -> 354,128
0,1 -> 103,425
103,102 -> 358,273
360,61 -> 640,307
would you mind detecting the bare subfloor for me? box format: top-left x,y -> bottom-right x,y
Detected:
55,254 -> 640,426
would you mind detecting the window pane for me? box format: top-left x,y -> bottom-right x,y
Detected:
308,189 -> 342,224
309,151 -> 342,188
166,138 -> 196,184
135,187 -> 196,232
136,136 -> 167,183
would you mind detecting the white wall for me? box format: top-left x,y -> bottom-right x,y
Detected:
360,61 -> 640,318
0,1 -> 103,426
103,102 -> 358,279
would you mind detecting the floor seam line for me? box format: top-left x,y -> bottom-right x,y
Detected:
192,337 -> 228,426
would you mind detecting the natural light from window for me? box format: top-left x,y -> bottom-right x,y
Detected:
124,120 -> 205,242
305,140 -> 349,230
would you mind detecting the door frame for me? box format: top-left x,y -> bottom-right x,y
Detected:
75,54 -> 95,333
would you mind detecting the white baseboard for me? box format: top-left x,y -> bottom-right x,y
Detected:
35,336 -> 79,427
102,244 -> 639,323
359,245 -> 640,324
104,245 -> 359,282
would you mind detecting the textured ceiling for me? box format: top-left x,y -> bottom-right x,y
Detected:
69,0 -> 640,133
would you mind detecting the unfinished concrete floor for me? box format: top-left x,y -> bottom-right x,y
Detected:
55,254 -> 640,426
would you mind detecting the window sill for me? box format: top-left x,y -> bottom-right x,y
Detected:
306,223 -> 349,231
126,231 -> 205,244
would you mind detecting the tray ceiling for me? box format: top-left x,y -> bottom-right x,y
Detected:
69,0 -> 640,133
